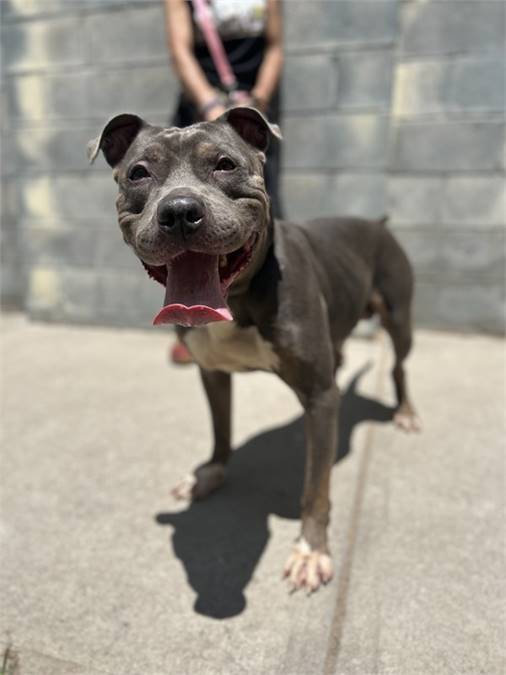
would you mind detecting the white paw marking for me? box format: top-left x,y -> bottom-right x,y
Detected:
171,474 -> 196,501
171,464 -> 226,502
394,409 -> 422,433
283,538 -> 334,594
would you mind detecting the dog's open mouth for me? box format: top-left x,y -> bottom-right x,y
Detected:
146,234 -> 257,327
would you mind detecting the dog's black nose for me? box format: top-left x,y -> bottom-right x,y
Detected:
157,196 -> 205,236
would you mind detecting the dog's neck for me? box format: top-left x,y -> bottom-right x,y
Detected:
227,216 -> 280,332
227,215 -> 274,300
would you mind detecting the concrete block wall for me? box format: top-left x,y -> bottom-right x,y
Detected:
281,0 -> 396,221
387,0 -> 505,333
1,0 -> 176,325
1,0 -> 505,332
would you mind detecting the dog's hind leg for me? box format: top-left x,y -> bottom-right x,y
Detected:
386,310 -> 421,432
370,291 -> 421,432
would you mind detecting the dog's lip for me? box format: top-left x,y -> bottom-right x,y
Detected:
217,232 -> 258,290
166,232 -> 258,268
150,233 -> 258,327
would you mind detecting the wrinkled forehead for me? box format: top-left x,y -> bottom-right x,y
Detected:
125,122 -> 252,167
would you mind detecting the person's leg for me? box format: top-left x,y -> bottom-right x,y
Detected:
171,93 -> 199,127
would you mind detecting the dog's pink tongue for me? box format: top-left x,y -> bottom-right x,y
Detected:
152,251 -> 232,327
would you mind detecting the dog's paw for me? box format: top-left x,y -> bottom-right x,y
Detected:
171,474 -> 197,501
283,539 -> 333,594
171,463 -> 226,502
393,404 -> 422,433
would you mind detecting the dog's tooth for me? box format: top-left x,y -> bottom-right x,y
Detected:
219,255 -> 227,267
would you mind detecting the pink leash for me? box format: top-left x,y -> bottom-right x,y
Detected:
192,0 -> 249,103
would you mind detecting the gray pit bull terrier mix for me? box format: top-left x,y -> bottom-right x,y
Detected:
89,107 -> 421,593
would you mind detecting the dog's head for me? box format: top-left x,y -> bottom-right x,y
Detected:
88,107 -> 281,327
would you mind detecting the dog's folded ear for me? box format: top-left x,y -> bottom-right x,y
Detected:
87,113 -> 144,167
220,106 -> 282,153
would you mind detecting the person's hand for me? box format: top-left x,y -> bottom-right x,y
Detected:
250,94 -> 268,113
199,93 -> 227,121
205,104 -> 227,121
235,91 -> 268,113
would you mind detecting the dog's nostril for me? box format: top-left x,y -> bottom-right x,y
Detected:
157,205 -> 175,228
186,206 -> 203,224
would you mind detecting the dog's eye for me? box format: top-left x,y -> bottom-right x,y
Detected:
128,164 -> 150,181
215,157 -> 236,172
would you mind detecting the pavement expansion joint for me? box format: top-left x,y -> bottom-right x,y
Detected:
323,333 -> 388,674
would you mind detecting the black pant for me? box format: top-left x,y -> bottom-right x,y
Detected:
172,91 -> 283,219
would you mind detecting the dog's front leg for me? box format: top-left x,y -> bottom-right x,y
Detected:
172,368 -> 231,501
284,383 -> 338,592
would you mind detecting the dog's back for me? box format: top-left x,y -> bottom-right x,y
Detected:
277,216 -> 413,341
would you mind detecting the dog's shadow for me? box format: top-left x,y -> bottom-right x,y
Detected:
155,363 -> 394,619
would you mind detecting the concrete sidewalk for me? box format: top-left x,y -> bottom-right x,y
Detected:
1,314 -> 504,675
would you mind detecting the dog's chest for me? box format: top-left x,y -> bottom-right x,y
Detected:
184,321 -> 279,373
